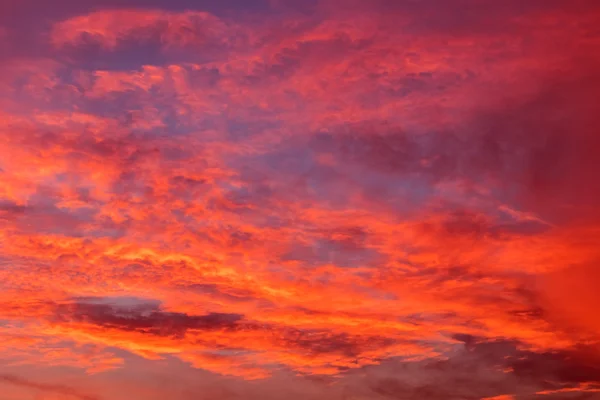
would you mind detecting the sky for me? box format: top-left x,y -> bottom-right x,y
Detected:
0,0 -> 599,399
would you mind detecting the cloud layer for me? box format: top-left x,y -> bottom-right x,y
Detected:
0,0 -> 599,399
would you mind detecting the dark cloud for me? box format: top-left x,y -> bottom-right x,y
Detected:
348,338 -> 600,400
170,175 -> 207,189
54,298 -> 244,337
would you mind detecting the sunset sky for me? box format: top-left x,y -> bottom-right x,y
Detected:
1,1 -> 600,399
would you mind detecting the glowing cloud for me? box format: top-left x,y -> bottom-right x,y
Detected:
0,1 -> 599,399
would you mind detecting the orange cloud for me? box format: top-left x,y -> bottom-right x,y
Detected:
1,1 -> 600,399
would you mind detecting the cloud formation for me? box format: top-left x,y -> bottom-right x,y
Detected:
0,0 -> 599,399
51,9 -> 233,50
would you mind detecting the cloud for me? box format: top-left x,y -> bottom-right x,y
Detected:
54,298 -> 245,337
51,9 -> 232,50
0,0 -> 599,398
